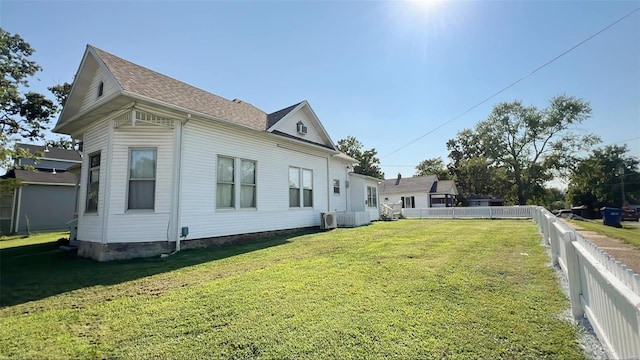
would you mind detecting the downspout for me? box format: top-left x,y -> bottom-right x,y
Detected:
326,156 -> 331,212
14,187 -> 22,233
345,166 -> 350,212
174,114 -> 188,252
101,120 -> 114,244
9,187 -> 16,233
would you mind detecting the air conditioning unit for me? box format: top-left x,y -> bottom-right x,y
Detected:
320,212 -> 337,230
297,122 -> 308,135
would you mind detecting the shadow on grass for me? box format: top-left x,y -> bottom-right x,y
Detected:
0,230 -> 316,308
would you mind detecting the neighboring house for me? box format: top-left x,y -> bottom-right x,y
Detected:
468,194 -> 505,207
380,174 -> 458,208
53,45 -> 379,261
0,144 -> 81,234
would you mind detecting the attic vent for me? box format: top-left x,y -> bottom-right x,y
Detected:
97,81 -> 104,97
296,121 -> 307,135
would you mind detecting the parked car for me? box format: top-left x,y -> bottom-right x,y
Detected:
621,208 -> 639,222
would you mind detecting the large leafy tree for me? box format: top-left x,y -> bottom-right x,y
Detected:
336,136 -> 384,179
566,145 -> 640,210
414,157 -> 451,179
0,29 -> 71,168
447,96 -> 598,204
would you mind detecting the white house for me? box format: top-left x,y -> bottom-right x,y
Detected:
380,174 -> 458,209
53,45 -> 380,261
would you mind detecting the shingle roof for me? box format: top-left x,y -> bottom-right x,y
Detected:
16,143 -> 82,162
380,175 -> 438,195
92,46 -> 273,131
435,180 -> 457,194
4,169 -> 77,185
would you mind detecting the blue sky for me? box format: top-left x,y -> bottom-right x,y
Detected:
2,0 -> 639,184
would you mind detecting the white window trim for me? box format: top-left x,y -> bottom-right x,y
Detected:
289,166 -> 314,209
333,179 -> 340,195
126,147 -> 157,212
85,151 -> 100,214
216,156 -> 258,211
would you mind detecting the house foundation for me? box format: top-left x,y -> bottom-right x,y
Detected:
76,227 -> 317,261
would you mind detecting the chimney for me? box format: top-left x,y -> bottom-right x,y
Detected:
395,173 -> 402,186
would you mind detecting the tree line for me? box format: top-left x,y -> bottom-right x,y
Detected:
337,98 -> 638,211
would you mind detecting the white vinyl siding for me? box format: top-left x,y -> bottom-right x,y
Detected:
328,160 -> 349,212
78,65 -> 117,113
270,107 -> 329,147
105,124 -> 174,243
180,118 -> 329,239
77,119 -> 110,242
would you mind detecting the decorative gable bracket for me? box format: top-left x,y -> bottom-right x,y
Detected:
114,109 -> 175,129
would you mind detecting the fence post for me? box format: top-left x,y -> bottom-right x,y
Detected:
549,217 -> 559,266
452,207 -> 455,219
562,230 -> 584,320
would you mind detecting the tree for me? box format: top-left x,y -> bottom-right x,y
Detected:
1,29 -> 63,169
336,136 -> 384,179
566,145 -> 640,210
447,96 -> 599,204
414,157 -> 450,179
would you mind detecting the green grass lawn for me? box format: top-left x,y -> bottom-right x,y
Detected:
0,220 -> 585,359
569,219 -> 640,250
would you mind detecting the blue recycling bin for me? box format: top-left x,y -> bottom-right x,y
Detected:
601,207 -> 622,228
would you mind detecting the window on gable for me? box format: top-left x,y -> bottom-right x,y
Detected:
333,179 -> 340,195
128,148 -> 156,210
98,81 -> 104,98
367,186 -> 377,207
86,152 -> 100,213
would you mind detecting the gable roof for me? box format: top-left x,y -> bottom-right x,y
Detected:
380,175 -> 438,195
16,143 -> 82,162
55,46 -> 337,150
2,169 -> 77,185
92,47 -> 269,131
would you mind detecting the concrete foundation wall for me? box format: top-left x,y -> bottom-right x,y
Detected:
76,226 -> 316,261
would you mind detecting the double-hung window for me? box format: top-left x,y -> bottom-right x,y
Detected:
86,152 -> 100,213
128,148 -> 156,210
240,160 -> 256,208
289,167 -> 313,208
217,156 -> 257,209
217,156 -> 235,208
367,186 -> 377,207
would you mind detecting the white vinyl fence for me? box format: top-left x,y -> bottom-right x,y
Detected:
404,205 -> 640,358
533,207 -> 640,360
402,206 -> 535,219
336,211 -> 370,228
